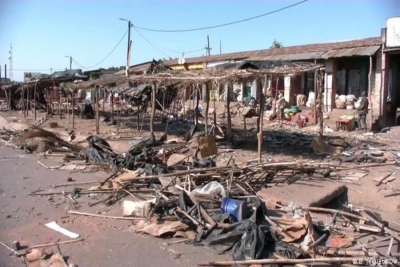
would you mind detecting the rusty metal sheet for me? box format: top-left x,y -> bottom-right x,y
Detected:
247,51 -> 325,61
321,45 -> 380,59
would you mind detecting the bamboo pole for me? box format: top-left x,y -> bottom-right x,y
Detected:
213,84 -> 217,137
68,210 -> 146,220
30,239 -> 84,249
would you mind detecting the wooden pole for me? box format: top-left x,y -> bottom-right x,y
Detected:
318,71 -> 324,137
95,87 -> 99,134
368,55 -> 373,131
22,85 -> 26,118
198,257 -> 379,266
150,83 -> 157,139
102,88 -> 105,112
72,90 -> 75,129
27,85 -> 31,116
195,85 -> 199,126
257,76 -> 267,163
34,82 -> 37,120
110,90 -> 114,125
213,84 -> 217,137
205,83 -> 209,136
8,88 -> 12,115
226,82 -> 232,141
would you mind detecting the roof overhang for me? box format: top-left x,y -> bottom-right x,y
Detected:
246,51 -> 325,61
320,45 -> 381,59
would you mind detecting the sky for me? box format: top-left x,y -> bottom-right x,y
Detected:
0,0 -> 398,81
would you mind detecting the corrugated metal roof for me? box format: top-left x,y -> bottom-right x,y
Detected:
247,51 -> 325,61
164,37 -> 381,66
320,45 -> 380,59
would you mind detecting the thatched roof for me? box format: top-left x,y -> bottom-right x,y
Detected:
63,61 -> 322,90
127,61 -> 323,87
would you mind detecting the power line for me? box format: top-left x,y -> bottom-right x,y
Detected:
132,26 -> 170,57
133,26 -> 205,58
169,48 -> 204,54
132,0 -> 308,33
73,30 -> 128,70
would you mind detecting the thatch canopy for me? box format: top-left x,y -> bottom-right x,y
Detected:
61,60 -> 322,90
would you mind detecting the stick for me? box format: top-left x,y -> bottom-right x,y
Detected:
68,211 -> 146,220
0,241 -> 22,256
376,171 -> 395,186
361,210 -> 400,242
30,238 -> 84,249
198,257 -> 378,266
52,181 -> 100,188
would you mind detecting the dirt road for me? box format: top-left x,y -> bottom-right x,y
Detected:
0,147 -> 227,267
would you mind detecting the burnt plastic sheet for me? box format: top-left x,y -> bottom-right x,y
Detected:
145,163 -> 169,176
84,147 -> 109,163
86,136 -> 112,152
193,157 -> 216,168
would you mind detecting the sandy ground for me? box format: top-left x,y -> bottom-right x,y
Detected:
1,104 -> 400,265
0,147 -> 229,267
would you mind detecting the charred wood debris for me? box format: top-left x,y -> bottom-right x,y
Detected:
1,124 -> 400,267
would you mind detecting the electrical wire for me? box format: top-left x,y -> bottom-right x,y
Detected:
72,30 -> 128,69
169,48 -> 205,54
132,0 -> 308,33
132,26 -> 171,57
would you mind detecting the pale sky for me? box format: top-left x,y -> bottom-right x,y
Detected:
0,0 -> 398,81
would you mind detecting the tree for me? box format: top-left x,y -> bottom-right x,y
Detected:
270,39 -> 283,49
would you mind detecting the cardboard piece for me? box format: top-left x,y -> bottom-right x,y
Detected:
198,135 -> 218,158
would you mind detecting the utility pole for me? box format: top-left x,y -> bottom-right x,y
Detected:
205,35 -> 212,56
9,44 -> 13,81
220,40 -> 222,55
120,18 -> 132,77
50,67 -> 52,74
65,56 -> 72,70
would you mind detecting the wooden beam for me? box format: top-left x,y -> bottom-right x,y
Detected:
195,86 -> 199,126
72,92 -> 75,129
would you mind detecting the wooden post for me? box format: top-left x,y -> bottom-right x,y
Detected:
95,87 -> 99,134
110,90 -> 114,125
226,82 -> 232,141
368,55 -> 373,131
71,90 -> 75,129
150,83 -> 157,139
257,77 -> 267,163
318,71 -> 324,137
58,89 -> 61,120
8,87 -> 12,115
213,84 -> 217,137
102,88 -> 105,112
27,85 -> 31,116
205,83 -> 209,136
34,82 -> 37,120
22,85 -> 26,118
195,85 -> 199,126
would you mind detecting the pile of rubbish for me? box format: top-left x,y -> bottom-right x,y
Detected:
46,156 -> 399,266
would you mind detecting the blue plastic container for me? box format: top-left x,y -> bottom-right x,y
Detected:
220,197 -> 245,222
